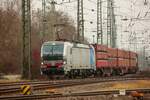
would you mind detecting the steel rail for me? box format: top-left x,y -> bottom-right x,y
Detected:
0,75 -> 149,87
0,88 -> 150,100
0,77 -> 149,95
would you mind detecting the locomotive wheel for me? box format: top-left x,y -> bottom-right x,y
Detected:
81,72 -> 86,78
70,70 -> 76,79
66,71 -> 72,79
70,72 -> 74,79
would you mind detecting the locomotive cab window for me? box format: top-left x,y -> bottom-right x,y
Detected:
42,44 -> 64,55
41,44 -> 64,60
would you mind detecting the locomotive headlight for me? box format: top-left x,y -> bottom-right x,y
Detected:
41,62 -> 47,68
63,61 -> 67,64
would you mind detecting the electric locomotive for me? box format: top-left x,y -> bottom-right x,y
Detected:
40,41 -> 96,78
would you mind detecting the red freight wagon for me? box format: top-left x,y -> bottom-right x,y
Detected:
96,52 -> 108,59
93,44 -> 108,52
130,52 -> 137,59
118,58 -> 129,67
108,58 -> 117,67
130,59 -> 137,67
125,59 -> 130,67
120,59 -> 129,67
118,58 -> 123,67
117,49 -> 129,59
117,49 -> 124,58
108,48 -> 117,58
124,51 -> 130,59
96,60 -> 109,68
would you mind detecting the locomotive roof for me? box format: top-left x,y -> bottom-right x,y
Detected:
42,41 -> 92,48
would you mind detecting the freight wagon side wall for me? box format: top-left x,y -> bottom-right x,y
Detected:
117,49 -> 130,69
117,49 -> 130,58
129,51 -> 138,71
93,44 -> 109,68
116,49 -> 138,73
108,48 -> 118,58
117,58 -> 130,68
108,48 -> 118,68
93,44 -> 138,75
96,60 -> 109,68
96,52 -> 108,59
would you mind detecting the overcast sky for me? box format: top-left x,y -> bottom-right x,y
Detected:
33,0 -> 150,51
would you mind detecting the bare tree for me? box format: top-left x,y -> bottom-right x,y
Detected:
0,0 -> 21,74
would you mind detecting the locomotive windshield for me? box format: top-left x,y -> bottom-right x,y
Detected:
41,44 -> 64,60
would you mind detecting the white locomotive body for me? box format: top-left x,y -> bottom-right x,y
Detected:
41,41 -> 96,78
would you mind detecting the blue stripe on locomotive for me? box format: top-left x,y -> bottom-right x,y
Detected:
90,47 -> 94,66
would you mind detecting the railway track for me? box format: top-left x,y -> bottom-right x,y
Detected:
0,74 -> 148,87
0,88 -> 149,100
0,76 -> 149,95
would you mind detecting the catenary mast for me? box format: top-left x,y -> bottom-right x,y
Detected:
22,0 -> 31,79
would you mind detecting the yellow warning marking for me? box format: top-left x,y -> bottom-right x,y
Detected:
21,85 -> 32,95
23,85 -> 30,95
21,85 -> 26,90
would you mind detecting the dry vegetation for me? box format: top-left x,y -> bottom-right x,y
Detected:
0,0 -> 21,74
54,80 -> 150,94
0,0 -> 78,78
